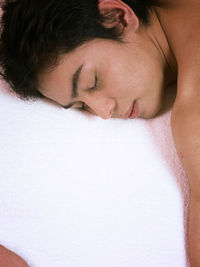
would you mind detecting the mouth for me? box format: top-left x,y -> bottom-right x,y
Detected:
127,100 -> 139,119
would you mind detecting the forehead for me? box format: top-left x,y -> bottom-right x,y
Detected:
38,39 -> 122,86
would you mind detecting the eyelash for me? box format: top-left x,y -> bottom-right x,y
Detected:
79,75 -> 98,112
89,75 -> 98,92
78,103 -> 87,112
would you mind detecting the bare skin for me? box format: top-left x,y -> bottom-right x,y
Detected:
154,0 -> 200,97
0,245 -> 29,267
155,1 -> 200,266
3,0 -> 200,265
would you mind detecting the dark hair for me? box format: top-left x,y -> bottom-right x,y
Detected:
0,0 -> 160,100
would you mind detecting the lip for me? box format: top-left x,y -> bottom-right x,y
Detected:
127,101 -> 139,119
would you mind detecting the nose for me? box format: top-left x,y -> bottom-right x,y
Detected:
87,97 -> 116,120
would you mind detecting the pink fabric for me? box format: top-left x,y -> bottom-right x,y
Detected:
145,83 -> 190,266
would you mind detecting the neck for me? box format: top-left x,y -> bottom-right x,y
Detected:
145,9 -> 177,86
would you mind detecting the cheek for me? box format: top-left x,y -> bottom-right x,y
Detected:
103,57 -> 160,98
106,70 -> 136,97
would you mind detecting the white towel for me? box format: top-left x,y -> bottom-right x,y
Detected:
0,80 -> 189,267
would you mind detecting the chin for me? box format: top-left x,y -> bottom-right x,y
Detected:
142,113 -> 157,119
142,103 -> 162,119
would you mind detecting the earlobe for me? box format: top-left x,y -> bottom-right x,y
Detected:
98,0 -> 139,32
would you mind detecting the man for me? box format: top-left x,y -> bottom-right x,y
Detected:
0,0 -> 200,266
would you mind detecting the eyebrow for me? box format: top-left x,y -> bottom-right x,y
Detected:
63,64 -> 84,109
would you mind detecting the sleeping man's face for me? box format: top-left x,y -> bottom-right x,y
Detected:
38,36 -> 173,120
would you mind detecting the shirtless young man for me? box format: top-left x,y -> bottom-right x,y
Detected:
0,0 -> 200,266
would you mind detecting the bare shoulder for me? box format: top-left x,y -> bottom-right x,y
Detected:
155,0 -> 200,56
155,0 -> 200,99
0,245 -> 29,267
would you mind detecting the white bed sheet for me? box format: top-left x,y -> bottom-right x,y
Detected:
0,81 -> 189,267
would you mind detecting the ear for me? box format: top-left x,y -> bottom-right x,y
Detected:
98,0 -> 139,33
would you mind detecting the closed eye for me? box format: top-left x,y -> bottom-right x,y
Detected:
76,102 -> 90,114
78,102 -> 87,111
66,75 -> 98,114
88,75 -> 98,92
78,75 -> 98,114
76,75 -> 97,113
77,104 -> 96,118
